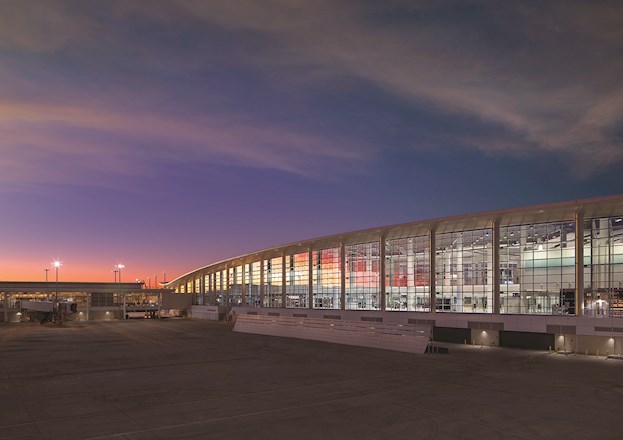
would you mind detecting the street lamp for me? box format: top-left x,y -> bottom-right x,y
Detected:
52,261 -> 62,322
115,264 -> 125,282
115,264 -> 126,319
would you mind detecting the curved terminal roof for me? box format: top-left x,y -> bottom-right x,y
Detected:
167,194 -> 623,286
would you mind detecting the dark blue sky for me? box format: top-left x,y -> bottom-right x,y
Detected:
1,1 -> 622,281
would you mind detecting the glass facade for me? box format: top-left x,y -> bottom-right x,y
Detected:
194,277 -> 204,305
215,271 -> 224,305
436,229 -> 493,313
171,201 -> 623,320
207,273 -> 212,305
312,248 -> 341,309
247,262 -> 261,307
227,266 -> 242,306
584,216 -> 623,316
385,236 -> 430,311
286,252 -> 309,308
345,242 -> 380,310
264,257 -> 283,307
500,222 -> 576,315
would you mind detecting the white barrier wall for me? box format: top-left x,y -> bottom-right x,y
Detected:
190,305 -> 221,320
234,314 -> 431,354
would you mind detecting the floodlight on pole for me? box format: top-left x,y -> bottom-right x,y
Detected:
115,264 -> 125,282
115,264 -> 126,319
52,261 -> 62,322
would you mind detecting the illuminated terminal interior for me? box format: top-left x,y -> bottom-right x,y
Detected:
172,199 -> 622,317
169,195 -> 623,353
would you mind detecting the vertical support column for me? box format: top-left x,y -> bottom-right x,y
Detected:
380,234 -> 386,311
241,265 -> 246,306
86,292 -> 90,321
308,248 -> 314,310
282,254 -> 287,308
492,218 -> 501,314
201,275 -> 204,305
340,241 -> 346,310
122,292 -> 126,320
429,228 -> 436,314
211,272 -> 216,306
575,209 -> 585,316
205,274 -> 209,306
208,273 -> 212,306
226,265 -> 231,309
260,259 -> 265,308
157,291 -> 162,318
3,292 -> 9,322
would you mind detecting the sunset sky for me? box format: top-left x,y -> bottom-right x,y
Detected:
1,1 -> 622,282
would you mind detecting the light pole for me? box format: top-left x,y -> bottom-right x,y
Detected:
44,268 -> 50,300
52,261 -> 61,322
116,264 -> 125,319
116,264 -> 124,282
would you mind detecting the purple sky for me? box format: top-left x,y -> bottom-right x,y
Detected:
1,1 -> 622,282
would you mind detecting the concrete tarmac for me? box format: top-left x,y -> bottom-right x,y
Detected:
0,319 -> 621,440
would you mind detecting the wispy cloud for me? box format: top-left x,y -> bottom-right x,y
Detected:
0,99 -> 370,189
172,0 -> 623,172
0,1 -> 97,52
0,0 -> 621,191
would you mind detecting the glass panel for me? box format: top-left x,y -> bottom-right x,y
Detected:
312,248 -> 341,309
385,236 -> 430,311
345,242 -> 380,310
227,266 -> 242,306
500,221 -> 576,315
245,262 -> 261,307
584,216 -> 623,317
264,257 -> 283,307
286,252 -> 309,308
436,229 -> 493,313
215,271 -> 225,306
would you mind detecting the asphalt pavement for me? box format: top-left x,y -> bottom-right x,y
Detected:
0,319 -> 621,440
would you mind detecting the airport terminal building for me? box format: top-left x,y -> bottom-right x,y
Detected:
169,195 -> 623,354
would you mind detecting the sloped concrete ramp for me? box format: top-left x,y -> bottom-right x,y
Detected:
234,314 -> 431,353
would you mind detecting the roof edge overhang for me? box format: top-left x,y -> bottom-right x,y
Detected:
167,194 -> 623,285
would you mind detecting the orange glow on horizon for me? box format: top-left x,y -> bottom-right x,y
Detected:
0,258 -> 184,284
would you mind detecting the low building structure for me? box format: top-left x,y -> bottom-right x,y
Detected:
0,282 -> 175,321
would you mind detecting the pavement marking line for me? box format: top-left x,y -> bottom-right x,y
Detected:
79,381 -> 442,440
0,433 -> 37,440
0,373 -> 395,431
